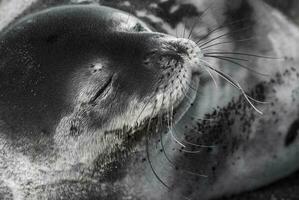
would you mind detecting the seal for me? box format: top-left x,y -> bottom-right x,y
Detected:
0,4 -> 205,199
1,2 -> 299,200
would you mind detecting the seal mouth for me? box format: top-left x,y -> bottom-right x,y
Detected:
89,75 -> 114,103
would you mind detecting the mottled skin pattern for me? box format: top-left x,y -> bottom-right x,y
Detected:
0,0 -> 298,200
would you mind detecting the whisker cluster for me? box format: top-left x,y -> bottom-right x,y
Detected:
141,3 -> 278,197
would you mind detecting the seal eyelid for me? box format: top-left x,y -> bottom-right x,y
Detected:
89,75 -> 114,103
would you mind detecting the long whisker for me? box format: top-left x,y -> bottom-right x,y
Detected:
187,20 -> 197,40
176,79 -> 196,103
146,99 -> 171,189
160,129 -> 208,178
187,2 -> 215,39
204,67 -> 218,88
173,126 -> 215,148
197,26 -> 251,47
197,31 -> 231,46
176,71 -> 218,123
204,55 -> 269,76
154,73 -> 206,199
178,58 -> 218,89
247,96 -> 271,104
183,21 -> 187,39
204,55 -> 250,62
168,83 -> 216,148
170,129 -> 186,148
169,122 -> 202,152
201,37 -> 255,50
159,70 -> 195,155
146,136 -> 171,189
194,17 -> 250,43
199,59 -> 264,114
179,148 -> 202,154
175,73 -> 198,93
166,63 -> 216,150
203,51 -> 280,59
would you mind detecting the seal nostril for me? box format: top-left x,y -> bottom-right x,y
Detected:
171,42 -> 189,56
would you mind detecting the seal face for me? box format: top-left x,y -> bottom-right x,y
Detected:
0,5 -> 198,138
0,5 -> 203,198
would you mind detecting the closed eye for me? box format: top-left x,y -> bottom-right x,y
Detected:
89,75 -> 113,103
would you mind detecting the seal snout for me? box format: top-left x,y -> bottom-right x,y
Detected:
137,35 -> 203,120
174,38 -> 203,75
151,36 -> 203,76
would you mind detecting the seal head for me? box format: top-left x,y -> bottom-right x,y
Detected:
0,5 -> 202,167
